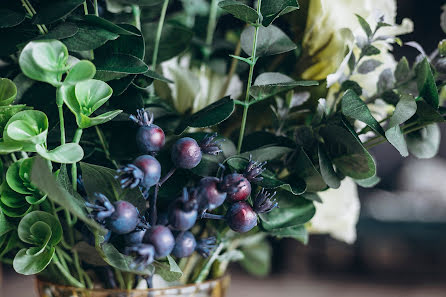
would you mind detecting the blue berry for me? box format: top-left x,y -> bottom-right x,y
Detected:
168,188 -> 198,231
197,177 -> 227,211
124,229 -> 146,246
171,137 -> 202,169
225,201 -> 257,233
172,231 -> 197,258
117,155 -> 161,190
143,225 -> 175,258
130,109 -> 165,153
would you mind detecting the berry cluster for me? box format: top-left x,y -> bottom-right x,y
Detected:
85,109 -> 278,270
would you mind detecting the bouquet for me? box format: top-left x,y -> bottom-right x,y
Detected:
0,0 -> 444,291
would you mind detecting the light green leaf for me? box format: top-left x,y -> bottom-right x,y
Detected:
35,143 -> 84,164
240,240 -> 271,277
13,247 -> 55,275
406,123 -> 441,159
355,14 -> 372,37
4,110 -> 48,146
354,175 -> 380,188
267,225 -> 308,244
101,243 -> 155,275
64,60 -> 96,84
241,25 -> 296,57
77,110 -> 122,129
0,78 -> 17,106
18,211 -> 62,247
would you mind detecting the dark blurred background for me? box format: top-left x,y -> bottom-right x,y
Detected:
2,1 -> 446,296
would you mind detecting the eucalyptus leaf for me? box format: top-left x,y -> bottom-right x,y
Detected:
260,0 -> 299,26
32,0 -> 85,24
416,58 -> 439,108
362,45 -> 380,56
318,143 -> 341,189
218,0 -> 261,24
267,224 -> 308,244
294,147 -> 327,192
101,243 -> 155,275
341,89 -> 385,136
0,78 -> 17,106
250,72 -> 318,101
175,96 -> 234,134
35,143 -> 84,164
406,123 -> 441,159
355,14 -> 372,37
30,157 -> 105,232
241,25 -> 296,57
357,59 -> 382,74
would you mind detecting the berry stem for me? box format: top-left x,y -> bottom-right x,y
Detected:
148,183 -> 160,226
236,0 -> 262,154
95,126 -> 118,168
151,0 -> 169,70
204,0 -> 218,62
201,213 -> 224,220
194,242 -> 224,283
159,167 -> 176,186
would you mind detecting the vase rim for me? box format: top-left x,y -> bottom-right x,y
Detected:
35,274 -> 230,293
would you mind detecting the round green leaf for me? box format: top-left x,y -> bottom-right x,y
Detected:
241,25 -> 296,57
0,8 -> 26,28
6,160 -> 31,195
64,60 -> 96,84
0,104 -> 28,133
1,183 -> 27,208
77,110 -> 123,129
0,78 -> 17,106
18,211 -> 62,246
13,247 -> 55,275
74,79 -> 113,116
5,110 -> 48,145
36,143 -> 84,164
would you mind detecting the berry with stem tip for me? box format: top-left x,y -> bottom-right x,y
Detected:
117,155 -> 161,191
220,173 -> 251,202
125,243 -> 155,270
143,225 -> 175,258
130,109 -> 165,154
196,236 -> 217,257
197,177 -> 227,213
172,231 -> 217,258
168,188 -> 198,231
253,189 -> 278,214
225,201 -> 258,233
199,133 -> 223,155
244,155 -> 266,183
171,137 -> 203,169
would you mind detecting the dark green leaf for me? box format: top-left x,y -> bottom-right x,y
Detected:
0,210 -> 14,237
260,191 -> 315,231
416,58 -> 439,108
362,45 -> 380,56
175,96 -> 234,134
318,143 -> 341,189
62,23 -> 119,52
340,80 -> 362,96
80,162 -> 145,212
33,0 -> 85,24
95,53 -> 149,81
259,169 -> 306,195
30,157 -> 104,232
0,8 -> 26,28
218,0 -> 260,24
415,100 -> 444,124
395,57 -> 410,83
154,260 -> 182,282
142,70 -> 173,84
294,147 -> 326,192
320,124 -> 376,179
0,78 -> 17,106
250,72 -> 318,101
82,15 -> 139,36
241,25 -> 296,57
406,123 -> 441,159
35,22 -> 79,40
260,0 -> 299,26
341,89 -> 385,136
355,14 -> 372,37
143,23 -> 193,64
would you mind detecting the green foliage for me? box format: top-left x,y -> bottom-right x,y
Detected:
0,78 -> 17,106
260,0 -> 299,27
241,25 -> 297,57
416,58 -> 439,109
32,0 -> 85,24
406,124 -> 441,159
218,0 -> 261,25
355,14 -> 372,37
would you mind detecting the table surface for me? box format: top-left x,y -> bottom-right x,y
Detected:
2,270 -> 446,297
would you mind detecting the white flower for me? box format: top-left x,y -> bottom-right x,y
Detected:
309,178 -> 360,244
156,56 -> 242,114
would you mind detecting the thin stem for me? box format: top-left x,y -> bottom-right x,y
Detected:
148,183 -> 159,226
204,0 -> 218,61
236,0 -> 262,153
114,268 -> 126,289
71,128 -> 83,191
201,213 -> 224,220
131,5 -> 141,30
151,0 -> 169,70
54,251 -> 85,288
194,242 -> 224,283
95,126 -> 118,168
83,1 -> 88,14
58,106 -> 66,145
10,153 -> 17,162
94,0 -> 99,16
21,0 -> 45,34
158,167 -> 176,186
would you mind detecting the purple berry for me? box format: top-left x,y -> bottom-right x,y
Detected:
130,109 -> 165,153
143,225 -> 175,258
197,177 -> 227,211
171,137 -> 202,169
106,201 -> 140,234
225,201 -> 258,233
168,188 -> 198,231
117,155 -> 161,190
124,229 -> 146,246
221,173 -> 251,202
172,231 -> 197,258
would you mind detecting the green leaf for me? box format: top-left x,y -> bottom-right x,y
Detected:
294,147 -> 326,192
357,59 -> 382,74
241,25 -> 296,57
267,224 -> 308,244
260,191 -> 315,231
218,0 -> 261,24
318,143 -> 341,189
34,22 -> 79,40
406,123 -> 441,159
385,94 -> 417,156
94,53 -> 149,81
33,0 -> 85,24
260,0 -> 299,26
355,14 -> 372,37
154,260 -> 182,282
341,89 -> 385,136
101,243 -> 155,275
62,23 -> 119,52
80,162 -> 145,212
82,15 -> 140,36
18,211 -> 62,246
250,72 -> 317,101
416,58 -> 439,109
143,23 -> 193,64
0,8 -> 26,28
0,78 -> 17,106
13,247 -> 55,275
64,60 -> 96,84
30,157 -> 104,232
4,110 -> 48,146
35,143 -> 84,164
259,169 -> 306,195
395,57 -> 410,83
0,105 -> 28,134
439,40 -> 446,57
415,100 -> 444,124
19,40 -> 69,86
354,175 -> 380,188
320,124 -> 376,179
6,161 -> 30,195
240,239 -> 271,277
78,110 -> 123,129
142,70 -> 173,84
362,45 -> 380,56
0,210 -> 14,237
175,96 -> 234,134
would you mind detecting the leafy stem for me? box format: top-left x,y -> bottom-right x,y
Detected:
21,0 -> 48,34
71,128 -> 83,191
236,0 -> 262,154
152,0 -> 169,70
54,249 -> 85,288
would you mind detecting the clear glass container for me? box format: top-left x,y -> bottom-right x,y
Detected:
36,276 -> 230,297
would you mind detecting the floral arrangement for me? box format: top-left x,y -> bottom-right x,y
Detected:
0,0 -> 445,291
